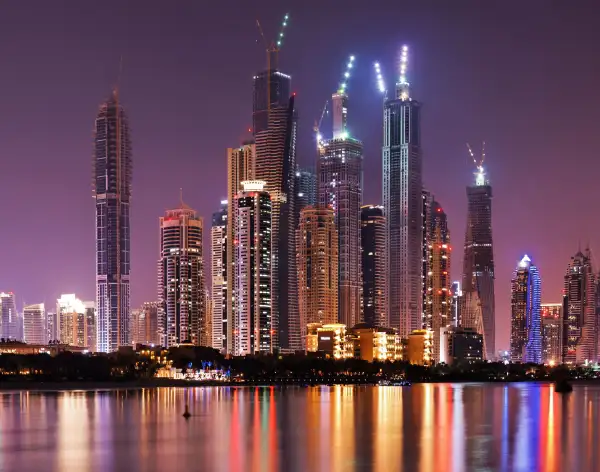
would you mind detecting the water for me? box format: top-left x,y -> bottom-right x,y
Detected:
1,383 -> 599,472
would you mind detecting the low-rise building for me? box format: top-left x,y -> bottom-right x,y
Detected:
406,329 -> 433,366
441,327 -> 483,364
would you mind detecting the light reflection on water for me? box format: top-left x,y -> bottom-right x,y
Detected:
0,383 -> 599,472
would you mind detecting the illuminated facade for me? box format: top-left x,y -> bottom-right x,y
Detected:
234,181 -> 272,355
348,325 -> 401,362
254,96 -> 299,351
211,201 -> 228,351
562,249 -> 597,364
510,255 -> 541,363
541,303 -> 562,365
361,205 -> 387,327
131,301 -> 160,346
451,281 -> 462,327
315,323 -> 348,359
424,198 -> 452,363
158,203 -> 206,347
297,206 -> 338,347
441,327 -> 483,364
0,292 -> 20,341
462,163 -> 495,360
93,90 -> 132,352
57,294 -> 95,349
23,303 -> 46,345
226,143 -> 255,354
406,329 -> 433,366
294,166 -> 317,225
319,92 -> 363,329
383,47 -> 423,338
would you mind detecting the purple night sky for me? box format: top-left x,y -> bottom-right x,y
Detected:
1,1 -> 599,350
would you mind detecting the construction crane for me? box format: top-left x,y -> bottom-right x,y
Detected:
373,61 -> 386,95
466,141 -> 487,186
256,13 -> 290,122
332,54 -> 355,139
313,99 -> 329,150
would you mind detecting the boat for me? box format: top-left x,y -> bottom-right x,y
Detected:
555,379 -> 573,393
378,379 -> 411,387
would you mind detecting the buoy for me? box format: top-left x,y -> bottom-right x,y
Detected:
183,404 -> 191,419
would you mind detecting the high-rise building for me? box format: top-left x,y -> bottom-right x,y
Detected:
46,311 -> 58,343
424,198 -> 452,363
361,205 -> 387,328
93,90 -> 132,353
158,201 -> 206,348
0,292 -> 20,341
211,201 -> 228,351
510,255 -> 541,363
132,302 -> 160,346
253,69 -> 291,135
451,281 -> 463,327
297,206 -> 338,347
562,249 -> 597,364
23,303 -> 46,345
57,294 -> 94,348
462,155 -> 495,360
422,189 -> 432,328
294,166 -> 317,226
254,95 -> 298,351
319,90 -> 363,329
541,303 -> 562,365
383,46 -> 423,337
234,181 -> 272,356
226,142 -> 255,354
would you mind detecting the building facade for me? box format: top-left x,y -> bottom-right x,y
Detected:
361,205 -> 387,328
462,163 -> 495,360
441,327 -> 483,365
383,49 -> 423,338
158,202 -> 206,348
211,201 -> 228,351
93,90 -> 132,352
562,249 -> 597,364
57,294 -> 95,349
297,206 -> 338,347
0,292 -> 20,341
294,166 -> 317,226
541,303 -> 562,365
23,303 -> 46,345
510,255 -> 541,363
253,69 -> 291,135
132,302 -> 160,346
234,181 -> 272,355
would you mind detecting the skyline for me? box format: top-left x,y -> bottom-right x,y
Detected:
1,2 -> 600,350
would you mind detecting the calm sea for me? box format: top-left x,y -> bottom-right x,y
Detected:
1,383 -> 599,471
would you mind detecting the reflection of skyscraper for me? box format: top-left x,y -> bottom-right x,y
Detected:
234,181 -> 272,355
158,202 -> 206,347
510,255 -> 541,363
562,249 -> 597,364
462,156 -> 495,359
0,292 -> 20,341
541,303 -> 562,364
361,205 -> 387,327
254,96 -> 298,351
211,201 -> 228,351
23,303 -> 46,345
93,90 -> 132,352
383,47 -> 422,337
297,206 -> 338,345
319,90 -> 363,328
424,198 -> 452,363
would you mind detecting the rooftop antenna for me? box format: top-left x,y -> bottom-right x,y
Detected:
179,187 -> 184,206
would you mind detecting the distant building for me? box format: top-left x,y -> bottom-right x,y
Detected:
406,329 -> 433,366
294,166 -> 317,226
234,181 -> 272,355
361,205 -> 387,328
441,327 -> 483,365
211,200 -> 228,351
297,206 -> 338,348
46,311 -> 59,343
510,255 -> 542,363
451,281 -> 462,327
23,303 -> 46,345
0,292 -> 20,341
310,323 -> 348,359
562,249 -> 597,364
57,294 -> 95,349
158,201 -> 206,348
541,303 -> 562,365
134,302 -> 160,346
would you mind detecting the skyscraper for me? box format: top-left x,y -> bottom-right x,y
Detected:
510,255 -> 541,363
451,281 -> 463,328
319,90 -> 363,329
57,294 -> 94,348
361,205 -> 387,328
0,292 -> 20,341
562,249 -> 597,364
294,166 -> 317,225
226,143 -> 255,354
424,199 -> 452,363
234,181 -> 272,356
211,201 -> 228,351
93,90 -> 132,353
253,69 -> 291,135
23,303 -> 46,345
462,150 -> 495,360
254,95 -> 298,351
132,302 -> 160,346
541,303 -> 562,365
383,46 -> 422,337
83,301 -> 96,351
158,201 -> 206,348
297,206 -> 338,345
46,311 -> 58,343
